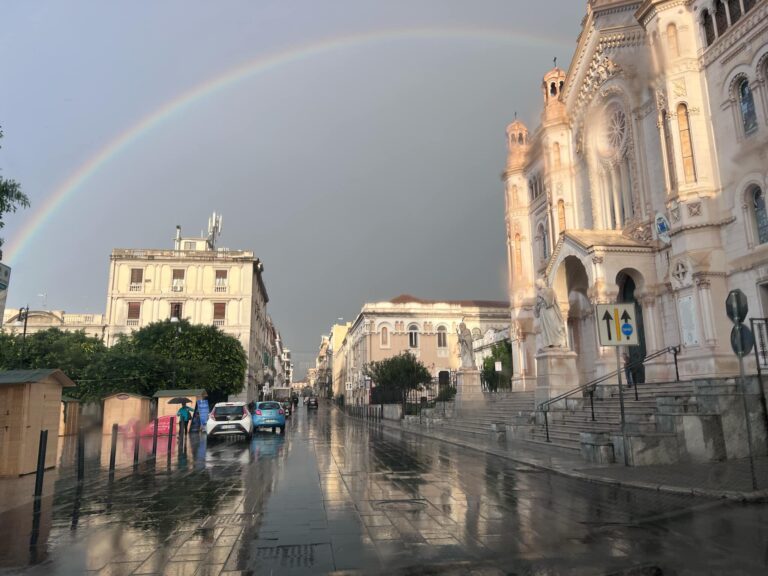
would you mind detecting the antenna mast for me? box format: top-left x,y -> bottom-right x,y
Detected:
207,212 -> 223,250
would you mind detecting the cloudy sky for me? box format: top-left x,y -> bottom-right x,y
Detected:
1,0 -> 584,376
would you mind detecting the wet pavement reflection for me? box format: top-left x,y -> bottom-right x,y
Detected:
1,403 -> 767,575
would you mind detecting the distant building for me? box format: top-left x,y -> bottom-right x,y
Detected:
104,216 -> 270,402
472,327 -> 511,368
2,309 -> 107,340
329,322 -> 352,399
339,295 -> 509,405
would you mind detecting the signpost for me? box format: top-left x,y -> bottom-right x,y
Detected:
596,303 -> 641,466
726,289 -> 758,490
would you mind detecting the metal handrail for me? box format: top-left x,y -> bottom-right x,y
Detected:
537,345 -> 680,442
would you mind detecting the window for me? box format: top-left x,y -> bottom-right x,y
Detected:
744,0 -> 756,13
662,110 -> 677,190
752,186 -> 768,245
215,269 -> 228,292
213,302 -> 226,327
172,269 -> 185,292
127,302 -> 141,326
170,302 -> 183,320
408,324 -> 419,348
667,23 -> 679,58
183,241 -> 195,250
130,268 -> 143,291
715,2 -> 728,37
514,234 -> 522,276
538,223 -> 549,261
728,0 -> 742,25
437,326 -> 448,348
677,104 -> 697,183
380,326 -> 389,348
738,78 -> 758,136
702,10 -> 716,47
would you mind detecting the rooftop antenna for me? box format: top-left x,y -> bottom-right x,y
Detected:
206,212 -> 223,250
554,56 -> 557,68
38,293 -> 47,309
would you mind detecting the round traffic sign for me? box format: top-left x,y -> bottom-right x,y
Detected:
730,324 -> 754,357
726,289 -> 749,324
621,323 -> 633,337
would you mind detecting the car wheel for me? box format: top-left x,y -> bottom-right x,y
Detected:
279,426 -> 285,434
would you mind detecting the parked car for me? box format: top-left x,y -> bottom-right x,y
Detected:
307,397 -> 319,410
252,401 -> 286,433
206,402 -> 253,440
281,401 -> 292,417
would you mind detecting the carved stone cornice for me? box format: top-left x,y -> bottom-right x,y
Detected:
636,0 -> 693,27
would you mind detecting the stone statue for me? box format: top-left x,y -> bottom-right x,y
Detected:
534,278 -> 567,349
457,322 -> 476,369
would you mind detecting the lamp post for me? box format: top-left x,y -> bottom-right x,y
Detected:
15,306 -> 30,368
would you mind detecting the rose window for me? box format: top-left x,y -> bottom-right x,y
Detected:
597,104 -> 627,159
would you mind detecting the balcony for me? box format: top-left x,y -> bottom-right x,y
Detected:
127,319 -> 140,327
129,283 -> 143,292
213,319 -> 225,327
214,282 -> 228,293
171,280 -> 185,293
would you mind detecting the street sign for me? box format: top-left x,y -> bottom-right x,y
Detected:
731,324 -> 754,357
726,289 -> 749,324
596,303 -> 640,347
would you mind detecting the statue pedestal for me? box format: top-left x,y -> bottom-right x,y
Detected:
456,369 -> 483,411
535,348 -> 579,408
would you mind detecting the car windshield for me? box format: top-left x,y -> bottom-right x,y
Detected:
214,405 -> 245,416
259,402 -> 281,410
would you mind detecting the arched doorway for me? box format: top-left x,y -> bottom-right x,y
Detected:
617,270 -> 647,384
554,256 -> 597,384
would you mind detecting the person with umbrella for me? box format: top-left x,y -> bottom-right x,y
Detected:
169,397 -> 194,435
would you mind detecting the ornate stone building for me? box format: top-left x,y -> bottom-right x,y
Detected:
504,0 -> 768,390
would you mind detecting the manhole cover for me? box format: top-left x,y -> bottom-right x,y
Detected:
372,499 -> 428,512
201,513 -> 258,528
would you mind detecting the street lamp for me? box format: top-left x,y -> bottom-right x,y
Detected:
14,306 -> 30,368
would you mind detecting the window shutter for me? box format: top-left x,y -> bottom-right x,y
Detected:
127,302 -> 141,319
130,269 -> 143,284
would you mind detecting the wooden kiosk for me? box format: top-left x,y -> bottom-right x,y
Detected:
153,389 -> 207,419
102,393 -> 151,435
0,369 -> 73,476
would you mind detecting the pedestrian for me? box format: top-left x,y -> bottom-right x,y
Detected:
177,402 -> 193,435
623,352 -> 634,388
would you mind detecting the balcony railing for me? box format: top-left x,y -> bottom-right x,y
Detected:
129,283 -> 142,292
127,319 -> 140,326
171,281 -> 185,292
213,319 -> 225,327
215,282 -> 228,293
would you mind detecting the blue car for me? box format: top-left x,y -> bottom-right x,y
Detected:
252,401 -> 286,434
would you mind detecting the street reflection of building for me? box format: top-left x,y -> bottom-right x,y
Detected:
105,218 -> 270,402
338,295 -> 509,405
504,0 -> 768,389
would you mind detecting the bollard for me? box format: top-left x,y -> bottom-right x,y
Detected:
77,427 -> 85,482
133,428 -> 140,469
33,430 -> 48,499
151,417 -> 159,459
167,417 -> 175,465
108,423 -> 118,480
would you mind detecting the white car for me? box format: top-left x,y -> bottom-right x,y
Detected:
206,402 -> 253,440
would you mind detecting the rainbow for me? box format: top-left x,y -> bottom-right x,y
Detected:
4,26 -> 569,265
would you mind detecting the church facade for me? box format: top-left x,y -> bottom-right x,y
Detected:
504,0 -> 768,390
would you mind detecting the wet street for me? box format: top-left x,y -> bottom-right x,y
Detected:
1,404 -> 767,575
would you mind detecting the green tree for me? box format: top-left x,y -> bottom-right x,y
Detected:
121,319 -> 247,397
481,340 -> 513,392
364,352 -> 432,417
0,126 -> 30,252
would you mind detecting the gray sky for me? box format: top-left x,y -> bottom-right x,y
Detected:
0,0 -> 584,377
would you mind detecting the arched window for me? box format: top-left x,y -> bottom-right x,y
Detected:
553,142 -> 561,169
738,78 -> 758,136
514,234 -> 522,276
408,324 -> 419,348
559,80 -> 564,92
677,104 -> 697,183
702,10 -> 716,46
752,186 -> 768,245
550,82 -> 557,97
517,133 -> 524,145
744,0 -> 756,12
380,326 -> 389,348
715,2 -> 728,37
538,223 -> 549,261
557,200 -> 566,233
437,326 -> 447,348
662,110 -> 677,190
667,23 -> 679,58
727,0 -> 742,25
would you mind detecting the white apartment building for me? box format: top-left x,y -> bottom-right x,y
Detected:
105,221 -> 269,402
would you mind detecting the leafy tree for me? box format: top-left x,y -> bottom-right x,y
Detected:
0,126 -> 30,252
481,340 -> 513,392
79,347 -> 171,401
120,319 -> 247,397
364,352 -> 432,417
0,328 -> 107,380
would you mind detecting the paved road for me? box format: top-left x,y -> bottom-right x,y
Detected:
1,403 -> 767,575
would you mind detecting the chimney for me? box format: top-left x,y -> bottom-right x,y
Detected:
174,225 -> 182,250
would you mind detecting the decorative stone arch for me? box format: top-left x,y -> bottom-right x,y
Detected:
724,69 -> 752,103
376,321 -> 394,348
736,175 -> 768,248
615,267 -> 648,383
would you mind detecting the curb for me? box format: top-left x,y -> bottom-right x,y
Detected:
341,409 -> 768,502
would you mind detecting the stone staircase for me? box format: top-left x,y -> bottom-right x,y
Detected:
437,391 -> 536,440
